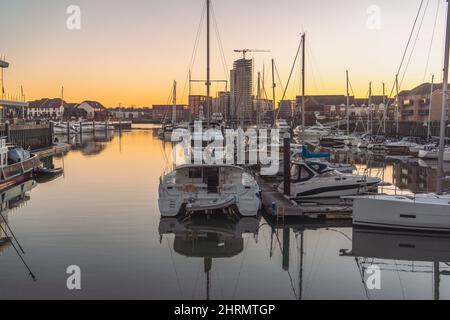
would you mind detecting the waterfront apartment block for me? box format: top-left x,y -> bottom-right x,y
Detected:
398,83 -> 450,123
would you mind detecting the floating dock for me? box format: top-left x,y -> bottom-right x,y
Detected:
256,175 -> 353,220
34,143 -> 71,160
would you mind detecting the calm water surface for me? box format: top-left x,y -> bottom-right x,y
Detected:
0,124 -> 449,300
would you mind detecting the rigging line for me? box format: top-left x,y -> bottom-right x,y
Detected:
280,39 -> 303,103
423,0 -> 441,82
305,46 -> 318,93
180,2 -> 206,103
400,0 -> 430,88
232,234 -> 251,299
192,260 -> 202,298
394,259 -> 407,300
396,0 -> 425,81
0,211 -> 25,253
0,222 -> 36,281
165,235 -> 184,298
383,0 -> 425,111
211,2 -> 229,80
274,62 -> 289,120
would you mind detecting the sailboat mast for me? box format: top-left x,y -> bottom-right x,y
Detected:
272,58 -> 276,126
346,70 -> 350,135
437,0 -> 450,193
257,72 -> 261,127
206,0 -> 211,126
428,75 -> 434,141
383,82 -> 386,135
395,75 -> 399,136
172,80 -> 177,124
368,82 -> 372,134
301,33 -> 306,141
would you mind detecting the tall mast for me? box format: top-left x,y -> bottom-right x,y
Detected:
172,80 -> 177,124
437,0 -> 450,193
395,75 -> 399,136
272,58 -> 276,126
257,72 -> 261,127
206,0 -> 211,126
346,70 -> 350,135
301,33 -> 306,141
368,82 -> 372,134
428,75 -> 435,141
383,82 -> 386,135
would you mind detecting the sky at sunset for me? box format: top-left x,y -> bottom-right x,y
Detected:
0,0 -> 448,107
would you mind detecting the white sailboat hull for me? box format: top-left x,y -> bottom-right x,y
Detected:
353,195 -> 450,232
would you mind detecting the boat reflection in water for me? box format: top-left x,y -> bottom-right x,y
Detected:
159,213 -> 261,300
55,130 -> 114,156
340,227 -> 450,300
0,180 -> 37,273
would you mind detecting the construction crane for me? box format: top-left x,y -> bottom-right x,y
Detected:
234,49 -> 270,59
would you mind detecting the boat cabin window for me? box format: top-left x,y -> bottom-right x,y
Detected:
291,164 -> 313,182
188,167 -> 202,179
307,162 -> 333,174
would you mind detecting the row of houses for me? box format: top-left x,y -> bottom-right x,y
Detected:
12,99 -> 109,121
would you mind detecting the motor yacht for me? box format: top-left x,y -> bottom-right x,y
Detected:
279,160 -> 381,199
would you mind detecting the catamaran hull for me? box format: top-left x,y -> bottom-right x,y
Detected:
353,197 -> 450,232
158,196 -> 260,217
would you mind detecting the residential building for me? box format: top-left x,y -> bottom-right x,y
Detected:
77,101 -> 108,120
152,105 -> 189,123
26,98 -> 65,120
398,83 -> 450,123
230,59 -> 253,124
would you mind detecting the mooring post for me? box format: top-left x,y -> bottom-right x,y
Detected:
67,121 -> 70,139
49,121 -> 54,144
5,121 -> 10,143
283,132 -> 291,197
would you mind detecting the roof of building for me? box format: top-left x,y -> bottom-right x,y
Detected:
398,83 -> 443,96
80,101 -> 106,110
28,98 -> 65,109
302,95 -> 356,106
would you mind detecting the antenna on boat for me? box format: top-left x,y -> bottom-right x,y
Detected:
272,58 -> 276,126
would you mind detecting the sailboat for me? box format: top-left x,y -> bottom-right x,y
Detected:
353,0 -> 450,232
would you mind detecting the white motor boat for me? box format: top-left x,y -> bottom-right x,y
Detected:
294,125 -> 330,143
384,137 -> 422,155
158,164 -> 261,217
419,146 -> 450,161
274,119 -> 291,137
279,160 -> 381,199
52,122 -> 79,134
353,193 -> 450,232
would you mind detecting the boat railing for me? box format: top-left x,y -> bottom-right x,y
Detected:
0,155 -> 40,182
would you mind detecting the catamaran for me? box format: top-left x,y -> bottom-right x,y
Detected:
158,164 -> 261,216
